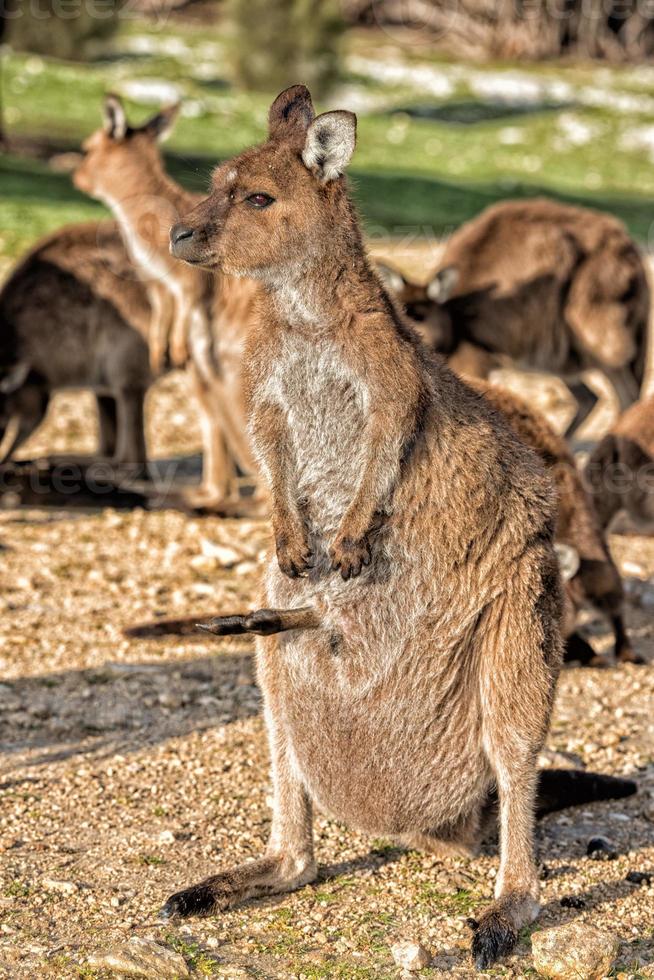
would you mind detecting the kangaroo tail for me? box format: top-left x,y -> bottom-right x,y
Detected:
536,768 -> 637,817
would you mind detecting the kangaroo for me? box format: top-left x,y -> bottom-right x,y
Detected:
378,199 -> 650,438
585,393 -> 654,532
74,96 -> 259,511
0,221 -> 152,469
158,84 -> 578,970
475,382 -> 640,664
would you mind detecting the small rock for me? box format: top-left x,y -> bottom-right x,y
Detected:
200,538 -> 242,566
42,877 -> 77,896
157,830 -> 176,846
87,937 -> 190,978
391,940 -> 431,971
532,922 -> 618,980
625,870 -> 653,886
586,836 -> 617,861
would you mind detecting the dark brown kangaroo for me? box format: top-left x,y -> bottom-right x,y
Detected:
476,382 -> 640,665
0,221 -> 152,469
379,199 -> 650,438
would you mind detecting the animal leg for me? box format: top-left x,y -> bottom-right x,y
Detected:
148,285 -> 175,374
606,365 -> 640,414
185,361 -> 236,509
564,379 -> 598,440
0,389 -> 50,465
96,395 -> 118,458
114,389 -> 148,474
472,549 -> 561,969
161,638 -> 316,917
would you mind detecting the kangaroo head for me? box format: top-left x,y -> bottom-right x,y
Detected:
376,262 -> 458,352
74,94 -> 180,202
169,85 -> 357,279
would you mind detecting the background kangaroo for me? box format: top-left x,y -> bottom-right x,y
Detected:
0,221 -> 152,469
162,84 -> 571,970
586,393 -> 654,531
476,382 -> 640,664
74,96 -> 259,511
379,199 -> 650,438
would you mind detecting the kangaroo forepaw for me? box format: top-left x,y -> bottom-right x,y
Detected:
276,533 -> 314,579
329,535 -> 371,580
468,911 -> 518,970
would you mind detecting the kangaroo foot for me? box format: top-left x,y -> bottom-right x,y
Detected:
197,605 -> 320,638
616,644 -> 646,665
468,892 -> 538,970
160,855 -> 317,919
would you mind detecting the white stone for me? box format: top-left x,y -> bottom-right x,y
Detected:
532,922 -> 618,979
87,937 -> 190,978
391,941 -> 431,971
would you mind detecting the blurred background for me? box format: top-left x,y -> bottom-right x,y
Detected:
4,0 -> 654,272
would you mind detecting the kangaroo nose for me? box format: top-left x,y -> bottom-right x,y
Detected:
170,223 -> 194,246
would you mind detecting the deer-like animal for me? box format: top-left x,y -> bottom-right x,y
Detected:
157,85 -> 620,969
378,199 -> 650,438
74,96 -> 259,511
586,393 -> 654,531
0,221 -> 151,469
476,382 -> 640,664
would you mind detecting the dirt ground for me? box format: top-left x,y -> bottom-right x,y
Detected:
1,263 -> 654,977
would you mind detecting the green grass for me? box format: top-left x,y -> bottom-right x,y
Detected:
4,16 -> 654,274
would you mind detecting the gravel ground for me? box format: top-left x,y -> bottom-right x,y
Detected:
1,274 -> 654,977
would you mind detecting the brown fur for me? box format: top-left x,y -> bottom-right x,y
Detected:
474,382 -> 639,664
0,221 -> 151,468
380,199 -> 650,438
74,97 -> 261,511
586,393 -> 654,532
162,86 -> 564,970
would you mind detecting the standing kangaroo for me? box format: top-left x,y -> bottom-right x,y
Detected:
161,85 -> 567,969
378,199 -> 650,438
74,97 -> 259,511
0,221 -> 152,468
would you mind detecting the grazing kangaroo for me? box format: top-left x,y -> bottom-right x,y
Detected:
160,84 -> 572,969
0,221 -> 151,468
476,382 -> 639,664
586,393 -> 654,532
74,96 -> 259,511
378,199 -> 650,438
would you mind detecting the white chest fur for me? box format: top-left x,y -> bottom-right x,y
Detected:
258,333 -> 368,535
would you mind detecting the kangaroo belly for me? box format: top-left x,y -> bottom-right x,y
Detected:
269,621 -> 489,837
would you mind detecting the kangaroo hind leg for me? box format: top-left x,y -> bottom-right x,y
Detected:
472,545 -> 562,969
161,636 -> 317,918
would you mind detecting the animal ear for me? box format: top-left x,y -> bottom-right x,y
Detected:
426,265 -> 459,303
103,93 -> 127,140
0,362 -> 31,395
375,262 -> 407,296
142,102 -> 180,142
268,85 -> 315,142
554,542 -> 580,583
302,111 -> 357,184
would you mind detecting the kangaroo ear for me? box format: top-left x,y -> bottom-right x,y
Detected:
103,93 -> 127,140
268,85 -> 315,142
303,111 -> 356,183
0,362 -> 31,395
427,265 -> 459,303
376,262 -> 407,296
142,102 -> 180,142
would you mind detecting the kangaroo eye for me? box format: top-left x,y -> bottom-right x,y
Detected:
246,193 -> 274,209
